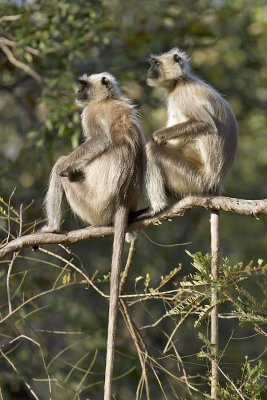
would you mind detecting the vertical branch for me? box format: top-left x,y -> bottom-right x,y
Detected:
119,236 -> 137,294
210,211 -> 220,399
119,237 -> 151,400
7,253 -> 16,314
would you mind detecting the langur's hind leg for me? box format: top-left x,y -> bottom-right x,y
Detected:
160,148 -> 208,196
146,142 -> 168,213
42,156 -> 66,232
129,142 -> 169,222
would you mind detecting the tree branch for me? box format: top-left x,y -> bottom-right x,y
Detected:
0,41 -> 42,83
0,15 -> 21,22
0,195 -> 267,259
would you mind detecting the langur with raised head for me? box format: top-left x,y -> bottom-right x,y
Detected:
41,72 -> 145,400
133,48 -> 238,219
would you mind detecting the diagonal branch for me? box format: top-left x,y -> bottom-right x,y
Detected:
0,15 -> 21,22
0,41 -> 42,83
0,195 -> 267,259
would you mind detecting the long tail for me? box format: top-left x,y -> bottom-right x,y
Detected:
104,205 -> 128,400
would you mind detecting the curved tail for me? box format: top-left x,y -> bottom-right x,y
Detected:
104,205 -> 128,400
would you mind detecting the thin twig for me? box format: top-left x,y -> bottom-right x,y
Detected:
0,348 -> 40,400
120,299 -> 151,400
217,364 -> 246,400
38,247 -> 107,298
119,237 -> 138,294
6,188 -> 17,245
65,350 -> 92,383
6,253 -> 16,314
8,335 -> 51,399
19,204 -> 23,237
0,283 -> 76,325
162,332 -> 192,396
119,237 -> 151,399
141,231 -> 191,247
75,350 -> 98,392
163,292 -> 205,353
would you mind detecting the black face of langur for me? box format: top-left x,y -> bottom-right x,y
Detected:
147,49 -> 190,88
76,74 -> 121,108
147,58 -> 161,80
76,78 -> 91,102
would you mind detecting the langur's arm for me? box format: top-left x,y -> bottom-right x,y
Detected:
153,116 -> 216,144
56,135 -> 111,176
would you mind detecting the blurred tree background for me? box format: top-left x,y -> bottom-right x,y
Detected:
0,0 -> 267,399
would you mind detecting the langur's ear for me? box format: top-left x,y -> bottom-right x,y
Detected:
101,76 -> 110,87
173,54 -> 183,65
78,79 -> 86,87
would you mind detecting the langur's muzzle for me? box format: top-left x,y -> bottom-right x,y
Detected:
147,66 -> 160,80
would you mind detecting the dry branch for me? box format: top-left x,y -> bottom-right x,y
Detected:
0,15 -> 22,22
0,41 -> 42,83
210,211 -> 220,399
119,237 -> 151,399
0,195 -> 267,259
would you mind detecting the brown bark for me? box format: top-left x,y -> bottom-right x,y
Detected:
1,195 -> 266,259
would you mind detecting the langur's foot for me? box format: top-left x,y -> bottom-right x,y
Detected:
40,225 -> 61,233
32,225 -> 61,251
129,207 -> 155,222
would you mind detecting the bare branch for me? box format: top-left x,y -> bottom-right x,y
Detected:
210,211 -> 220,399
0,42 -> 42,83
119,237 -> 151,399
0,195 -> 267,260
119,237 -> 138,294
0,37 -> 17,47
0,15 -> 22,22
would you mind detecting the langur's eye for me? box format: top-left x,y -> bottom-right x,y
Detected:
150,58 -> 159,66
78,79 -> 87,88
173,54 -> 182,65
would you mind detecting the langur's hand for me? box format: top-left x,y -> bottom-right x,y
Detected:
56,162 -> 75,177
56,163 -> 84,181
152,130 -> 167,145
56,162 -> 69,176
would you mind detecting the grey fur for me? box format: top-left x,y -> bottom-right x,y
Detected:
42,72 -> 145,230
41,72 -> 145,399
146,48 -> 238,213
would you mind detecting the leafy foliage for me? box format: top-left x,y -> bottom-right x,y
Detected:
218,358 -> 265,400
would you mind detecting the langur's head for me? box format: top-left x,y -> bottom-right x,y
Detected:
76,72 -> 121,108
147,48 -> 191,88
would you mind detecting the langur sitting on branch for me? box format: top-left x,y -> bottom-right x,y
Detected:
41,72 -> 146,400
132,48 -> 238,220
